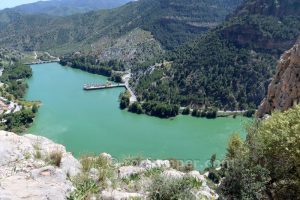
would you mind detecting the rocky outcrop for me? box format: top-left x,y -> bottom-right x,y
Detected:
0,131 -> 81,200
99,159 -> 217,200
0,131 -> 218,199
257,42 -> 300,117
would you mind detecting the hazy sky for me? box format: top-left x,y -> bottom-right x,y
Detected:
0,0 -> 46,9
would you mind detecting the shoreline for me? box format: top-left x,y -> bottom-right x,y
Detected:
30,62 -> 253,120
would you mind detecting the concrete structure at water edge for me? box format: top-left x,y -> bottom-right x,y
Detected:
83,82 -> 126,90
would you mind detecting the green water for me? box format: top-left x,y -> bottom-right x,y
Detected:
25,63 -> 248,169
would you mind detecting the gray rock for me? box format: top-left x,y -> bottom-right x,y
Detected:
162,169 -> 184,179
101,190 -> 144,200
89,168 -> 99,181
99,152 -> 113,161
187,171 -> 206,185
153,160 -> 170,169
0,131 -> 79,199
139,159 -> 170,169
60,153 -> 81,177
118,166 -> 145,178
0,173 -> 72,200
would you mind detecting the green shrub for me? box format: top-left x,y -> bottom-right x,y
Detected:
206,109 -> 218,119
182,107 -> 190,115
122,173 -> 141,184
32,104 -> 39,113
80,156 -> 94,173
68,175 -> 99,200
109,74 -> 123,83
243,109 -> 256,118
122,156 -> 143,166
191,109 -> 200,117
33,144 -> 42,159
220,105 -> 300,199
80,155 -> 112,173
49,151 -> 63,167
35,150 -> 42,160
208,169 -> 221,184
144,167 -> 163,178
128,102 -> 143,114
182,162 -> 194,172
169,158 -> 194,172
119,92 -> 130,110
148,176 -> 201,200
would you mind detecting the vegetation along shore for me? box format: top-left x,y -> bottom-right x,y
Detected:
0,0 -> 299,199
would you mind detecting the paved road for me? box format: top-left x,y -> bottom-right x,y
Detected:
122,73 -> 137,103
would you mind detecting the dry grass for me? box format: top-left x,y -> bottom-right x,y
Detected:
49,151 -> 63,167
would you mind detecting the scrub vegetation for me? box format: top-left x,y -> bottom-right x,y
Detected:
205,105 -> 300,199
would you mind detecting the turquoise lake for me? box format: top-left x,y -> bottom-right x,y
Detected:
25,63 -> 248,169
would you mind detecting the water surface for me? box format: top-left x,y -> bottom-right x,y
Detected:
26,63 -> 248,168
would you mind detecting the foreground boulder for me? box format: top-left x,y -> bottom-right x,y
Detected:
0,131 -> 81,200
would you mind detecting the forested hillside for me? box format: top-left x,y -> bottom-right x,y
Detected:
133,0 -> 300,111
3,0 -> 131,16
2,0 -> 298,114
0,0 -> 243,54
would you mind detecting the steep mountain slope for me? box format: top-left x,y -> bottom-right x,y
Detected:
133,0 -> 300,111
221,0 -> 300,52
60,28 -> 165,69
0,0 -> 243,53
257,39 -> 300,117
233,0 -> 300,17
3,0 -> 132,16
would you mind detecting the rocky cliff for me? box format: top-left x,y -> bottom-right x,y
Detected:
0,131 -> 217,199
257,41 -> 300,117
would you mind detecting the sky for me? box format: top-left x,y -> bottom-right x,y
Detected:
0,0 -> 47,10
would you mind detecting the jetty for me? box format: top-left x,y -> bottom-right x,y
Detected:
83,72 -> 137,103
83,82 -> 126,90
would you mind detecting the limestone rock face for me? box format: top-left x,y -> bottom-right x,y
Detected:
0,131 -> 81,200
257,42 -> 300,117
